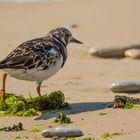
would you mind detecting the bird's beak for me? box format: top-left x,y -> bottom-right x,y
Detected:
70,37 -> 83,44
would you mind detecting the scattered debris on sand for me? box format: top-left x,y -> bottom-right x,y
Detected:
100,131 -> 124,139
0,122 -> 23,131
110,95 -> 140,109
29,127 -> 41,132
66,23 -> 78,29
98,112 -> 108,116
54,112 -> 72,124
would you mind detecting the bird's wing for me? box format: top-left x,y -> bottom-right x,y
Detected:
0,38 -> 61,70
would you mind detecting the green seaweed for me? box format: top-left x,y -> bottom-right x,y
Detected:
34,137 -> 41,140
98,112 -> 108,116
5,96 -> 17,108
0,111 -> 6,116
26,94 -> 49,111
29,128 -> 41,132
54,112 -> 72,124
23,108 -> 38,117
0,101 -> 7,111
48,90 -> 65,109
0,91 -> 70,117
124,100 -> 134,109
133,105 -> 140,110
15,136 -> 21,139
112,132 -> 124,136
100,131 -> 125,139
7,101 -> 26,114
101,132 -> 110,139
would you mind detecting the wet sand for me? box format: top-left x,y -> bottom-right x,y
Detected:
0,0 -> 140,139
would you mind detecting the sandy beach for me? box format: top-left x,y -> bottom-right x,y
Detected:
1,0 -> 140,139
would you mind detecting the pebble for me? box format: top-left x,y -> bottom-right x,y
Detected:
42,127 -> 83,137
110,81 -> 140,93
88,44 -> 140,58
88,48 -> 97,55
124,49 -> 140,59
66,23 -> 78,29
88,47 -> 126,58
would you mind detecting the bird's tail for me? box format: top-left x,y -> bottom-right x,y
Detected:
0,59 -> 8,69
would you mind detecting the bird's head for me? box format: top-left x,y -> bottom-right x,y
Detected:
47,27 -> 83,46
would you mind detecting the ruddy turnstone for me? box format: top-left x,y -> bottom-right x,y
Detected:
0,27 -> 83,99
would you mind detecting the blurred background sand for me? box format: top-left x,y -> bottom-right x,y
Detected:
0,0 -> 140,139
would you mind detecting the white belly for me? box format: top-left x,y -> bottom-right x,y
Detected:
4,56 -> 63,83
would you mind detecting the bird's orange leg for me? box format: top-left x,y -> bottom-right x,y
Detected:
36,82 -> 42,96
0,73 -> 7,102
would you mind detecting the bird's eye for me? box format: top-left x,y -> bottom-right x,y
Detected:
68,36 -> 72,42
54,33 -> 59,38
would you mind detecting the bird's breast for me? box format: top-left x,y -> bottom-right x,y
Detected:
4,55 -> 64,83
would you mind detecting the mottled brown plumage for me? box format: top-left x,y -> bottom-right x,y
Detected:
0,27 -> 83,96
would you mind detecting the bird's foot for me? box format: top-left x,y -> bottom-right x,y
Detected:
0,73 -> 8,109
0,89 -> 6,101
36,82 -> 42,96
0,89 -> 7,109
0,73 -> 7,103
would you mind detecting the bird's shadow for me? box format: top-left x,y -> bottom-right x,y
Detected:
35,101 -> 109,120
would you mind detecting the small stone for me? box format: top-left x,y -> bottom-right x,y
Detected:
88,47 -> 125,58
42,127 -> 83,137
88,48 -> 97,55
88,44 -> 140,58
110,81 -> 140,93
124,49 -> 140,59
67,23 -> 78,29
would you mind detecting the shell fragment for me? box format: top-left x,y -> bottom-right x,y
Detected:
110,81 -> 140,93
42,127 -> 83,137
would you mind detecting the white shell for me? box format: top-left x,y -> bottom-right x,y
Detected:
88,44 -> 140,58
88,47 -> 125,58
110,81 -> 140,93
42,127 -> 83,137
124,49 -> 140,59
88,48 -> 97,55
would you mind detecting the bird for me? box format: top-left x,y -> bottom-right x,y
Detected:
0,27 -> 83,100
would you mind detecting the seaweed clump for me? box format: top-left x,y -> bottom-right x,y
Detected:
53,112 -> 72,124
0,122 -> 23,131
0,91 -> 70,117
100,131 -> 124,139
111,95 -> 140,109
